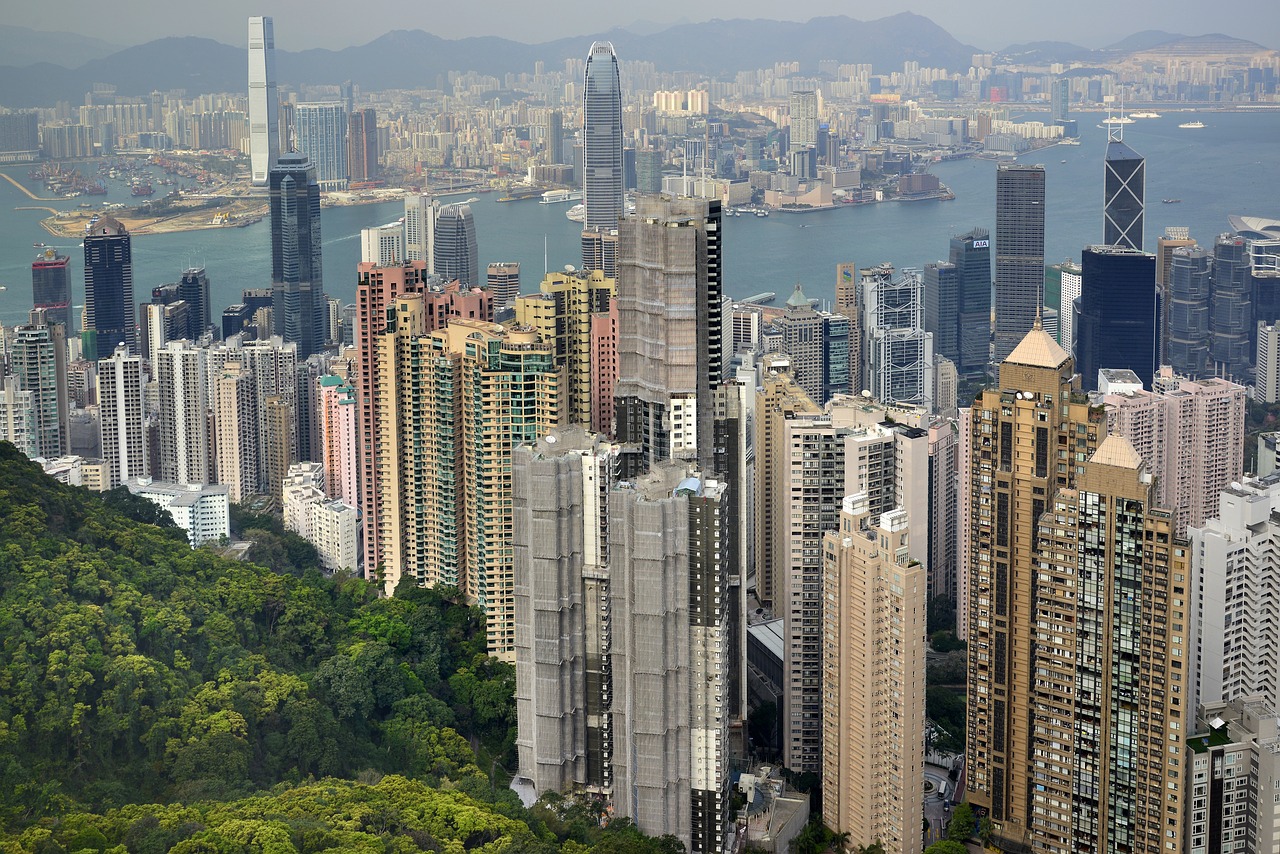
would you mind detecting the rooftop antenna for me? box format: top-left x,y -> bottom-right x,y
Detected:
543,234 -> 548,276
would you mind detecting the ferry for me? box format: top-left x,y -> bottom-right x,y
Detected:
1179,121 -> 1206,129
1102,116 -> 1135,125
1162,199 -> 1182,204
540,189 -> 582,205
1130,111 -> 1161,119
566,204 -> 585,223
1059,138 -> 1081,146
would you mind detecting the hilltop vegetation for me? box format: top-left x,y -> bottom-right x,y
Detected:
0,442 -> 681,854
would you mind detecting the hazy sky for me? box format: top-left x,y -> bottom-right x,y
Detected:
20,0 -> 1280,53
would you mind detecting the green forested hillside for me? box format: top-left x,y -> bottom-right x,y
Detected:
0,443 -> 676,854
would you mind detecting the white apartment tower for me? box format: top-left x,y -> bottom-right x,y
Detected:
156,340 -> 211,487
98,343 -> 147,488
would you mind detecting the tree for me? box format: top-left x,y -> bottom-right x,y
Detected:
947,803 -> 977,842
925,842 -> 968,854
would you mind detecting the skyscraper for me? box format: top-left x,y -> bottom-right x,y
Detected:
862,266 -> 934,410
403,193 -> 437,269
83,215 -> 135,360
950,228 -> 992,374
1103,135 -> 1145,250
1210,234 -> 1250,382
993,164 -> 1045,363
10,308 -> 68,459
582,42 -> 623,232
347,107 -> 378,183
247,16 -> 279,186
97,343 -> 146,488
789,90 -> 819,150
1049,77 -> 1070,122
156,340 -> 211,487
1058,259 -> 1082,353
615,195 -> 722,470
269,152 -> 326,358
1075,245 -> 1157,390
31,250 -> 71,333
433,203 -> 479,286
821,497 -> 924,854
486,262 -> 520,312
212,360 -> 257,504
295,103 -> 348,191
1168,245 -> 1212,377
360,223 -> 404,266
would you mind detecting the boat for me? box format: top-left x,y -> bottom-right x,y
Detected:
33,242 -> 45,248
756,210 -> 769,217
1059,138 -> 1081,145
1130,111 -> 1161,118
131,182 -> 154,196
539,189 -> 581,204
1179,121 -> 1206,129
497,186 -> 542,202
1061,160 -> 1068,163
1102,116 -> 1135,125
1162,199 -> 1182,204
566,204 -> 585,223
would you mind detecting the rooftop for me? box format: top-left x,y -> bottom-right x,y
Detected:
1090,434 -> 1144,470
1005,318 -> 1071,369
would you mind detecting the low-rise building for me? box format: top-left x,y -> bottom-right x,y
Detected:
124,477 -> 230,547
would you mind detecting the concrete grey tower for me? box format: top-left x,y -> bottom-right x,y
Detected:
993,164 -> 1046,363
269,152 -> 326,358
582,42 -> 623,232
1103,125 -> 1145,250
247,16 -> 279,187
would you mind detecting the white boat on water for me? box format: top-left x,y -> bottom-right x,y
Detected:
540,189 -> 582,204
1130,111 -> 1161,118
1179,121 -> 1206,129
1102,116 -> 1135,125
566,204 -> 585,223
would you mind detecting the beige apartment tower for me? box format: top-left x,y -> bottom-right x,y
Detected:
821,496 -> 925,854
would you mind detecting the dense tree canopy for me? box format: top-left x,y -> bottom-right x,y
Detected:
0,443 -> 679,854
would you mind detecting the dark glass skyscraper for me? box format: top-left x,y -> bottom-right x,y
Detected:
83,216 -> 135,360
1167,245 -> 1212,378
1104,137 -> 1145,250
1075,246 -> 1157,390
178,267 -> 212,340
923,260 -> 959,362
269,152 -> 326,358
994,165 -> 1045,362
31,250 -> 71,333
927,227 -> 993,374
582,41 -> 623,233
433,203 -> 479,287
1210,234 -> 1250,381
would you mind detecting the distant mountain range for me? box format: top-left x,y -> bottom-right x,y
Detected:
996,30 -> 1271,65
0,15 -> 1272,109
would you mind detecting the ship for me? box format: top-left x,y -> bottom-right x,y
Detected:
1102,116 -> 1135,125
540,189 -> 582,204
131,182 -> 154,196
1162,199 -> 1182,204
496,186 -> 542,202
566,204 -> 585,223
1130,111 -> 1161,119
1059,138 -> 1081,146
1179,121 -> 1206,129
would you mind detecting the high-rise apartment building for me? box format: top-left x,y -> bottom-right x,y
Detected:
31,250 -> 71,333
1101,368 -> 1244,536
789,90 -> 819,150
269,152 -> 326,358
295,103 -> 348,191
589,299 -> 619,436
964,322 -> 1105,845
615,195 -> 722,470
1058,259 -> 1081,353
247,16 -> 279,186
1185,696 -> 1280,854
1103,135 -> 1145,250
347,107 -> 378,183
834,263 -> 864,392
1168,245 -> 1213,377
9,308 -> 68,459
515,269 -> 614,427
433,203 -> 479,286
97,343 -> 146,488
1258,323 -> 1280,403
993,164 -> 1045,362
83,216 -> 135,360
486,262 -> 520,311
360,222 -> 404,266
212,360 -> 257,503
1050,77 -> 1070,121
317,375 -> 358,505
927,420 -> 959,604
773,284 -> 852,406
1076,245 -> 1157,390
403,193 -> 437,269
862,266 -> 934,410
821,496 -> 925,854
0,376 -> 36,458
1027,435 -> 1187,854
1210,234 -> 1250,382
582,42 -> 623,232
155,340 -> 211,487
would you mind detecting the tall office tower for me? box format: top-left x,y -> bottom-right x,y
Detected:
9,308 -> 68,459
862,267 -> 934,410
346,107 -> 378,183
923,261 -> 959,366
0,376 -> 36,458
964,322 -> 1105,847
949,228 -> 993,374
1156,227 -> 1195,290
580,227 -> 619,276
403,193 -> 437,269
545,110 -> 564,163
834,263 -> 864,392
1185,697 -> 1280,854
615,196 -> 722,470
247,16 -> 279,186
1075,245 -> 1157,390
433,203 -> 479,286
993,164 -> 1045,363
927,421 -> 959,604
83,216 -> 134,361
773,284 -> 851,405
155,340 -> 211,486
295,103 -> 348,191
1027,435 -> 1187,854
97,343 -> 146,488
374,300 -> 563,656
1101,370 -> 1244,537
212,360 -> 257,503
590,299 -> 619,436
486,262 -> 520,311
177,267 -> 212,341
1190,474 -> 1280,713
582,42 -> 623,232
1058,259 -> 1082,353
360,222 -> 404,266
515,269 -> 615,426
1103,134 -> 1145,250
317,375 -> 358,504
1210,234 -> 1250,381
821,497 -> 925,854
269,153 -> 326,359
31,250 -> 71,333
1259,323 -> 1280,403
789,90 -> 819,150
1049,77 -> 1070,121
1168,245 -> 1213,377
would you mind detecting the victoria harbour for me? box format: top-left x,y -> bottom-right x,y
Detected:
2,109 -> 1278,326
